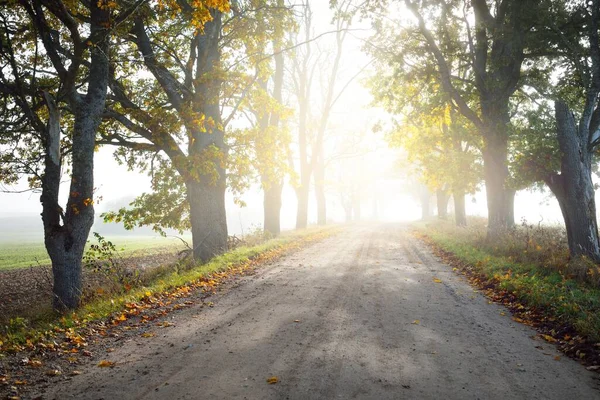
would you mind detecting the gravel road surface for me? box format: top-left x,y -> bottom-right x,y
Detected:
47,224 -> 600,399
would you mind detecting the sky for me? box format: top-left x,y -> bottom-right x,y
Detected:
0,0 -> 571,240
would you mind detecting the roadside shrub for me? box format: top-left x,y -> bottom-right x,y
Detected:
83,233 -> 141,293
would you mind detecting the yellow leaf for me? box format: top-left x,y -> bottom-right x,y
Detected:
433,278 -> 442,283
97,360 -> 115,368
266,376 -> 279,384
14,380 -> 27,385
411,320 -> 420,325
45,369 -> 61,376
500,312 -> 506,316
141,332 -> 155,338
541,334 -> 557,343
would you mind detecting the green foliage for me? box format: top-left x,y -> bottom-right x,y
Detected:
102,0 -> 296,234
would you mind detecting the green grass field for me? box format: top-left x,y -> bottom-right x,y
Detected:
0,235 -> 191,271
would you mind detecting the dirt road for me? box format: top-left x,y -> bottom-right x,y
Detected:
46,225 -> 600,399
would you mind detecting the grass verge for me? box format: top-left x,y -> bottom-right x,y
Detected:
414,218 -> 600,367
0,226 -> 338,355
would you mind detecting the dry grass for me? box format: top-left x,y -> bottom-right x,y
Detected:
421,217 -> 600,287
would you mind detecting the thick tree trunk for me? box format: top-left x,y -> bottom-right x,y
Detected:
187,179 -> 228,262
481,108 -> 512,235
545,102 -> 600,261
41,94 -> 87,311
436,189 -> 449,219
40,2 -> 109,311
453,190 -> 467,227
315,152 -> 326,225
187,11 -> 228,261
264,181 -> 283,236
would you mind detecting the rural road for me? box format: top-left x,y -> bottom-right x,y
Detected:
47,224 -> 600,399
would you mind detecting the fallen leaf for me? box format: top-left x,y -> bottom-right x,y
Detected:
433,278 -> 442,283
411,320 -> 420,325
267,376 -> 279,384
97,360 -> 115,368
13,380 -> 27,385
500,312 -> 506,316
71,370 -> 82,376
141,332 -> 155,338
28,360 -> 42,368
554,356 -> 561,361
541,334 -> 557,343
45,369 -> 61,376
293,320 -> 300,323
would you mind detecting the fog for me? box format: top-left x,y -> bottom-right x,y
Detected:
0,0 -> 572,243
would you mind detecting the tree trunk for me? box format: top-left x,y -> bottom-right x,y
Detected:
481,112 -> 512,235
436,189 -> 449,219
41,94 -> 87,311
187,11 -> 228,262
187,179 -> 228,262
296,180 -> 309,229
545,102 -> 600,261
505,188 -> 516,228
264,180 -> 283,236
262,34 -> 285,236
40,2 -> 110,311
453,190 -> 467,227
420,186 -> 430,220
315,152 -> 326,225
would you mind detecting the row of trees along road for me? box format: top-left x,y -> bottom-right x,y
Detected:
367,0 -> 600,261
6,0 -> 599,311
0,0 -> 359,311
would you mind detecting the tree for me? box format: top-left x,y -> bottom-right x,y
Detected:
236,0 -> 293,236
101,1 -> 291,260
368,19 -> 482,227
0,0 -> 134,310
367,0 -> 549,234
515,0 -> 600,260
289,0 -> 352,228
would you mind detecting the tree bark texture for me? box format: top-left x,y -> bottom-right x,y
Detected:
187,179 -> 228,262
40,1 -> 110,311
545,102 -> 600,261
187,11 -> 228,261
